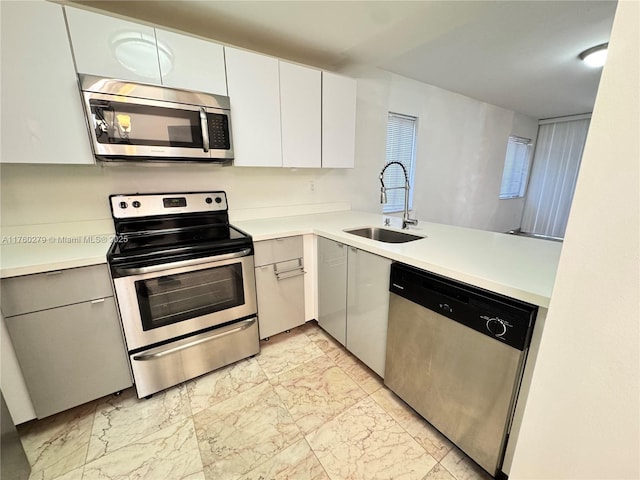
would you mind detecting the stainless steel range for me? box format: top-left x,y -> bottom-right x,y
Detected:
107,191 -> 259,398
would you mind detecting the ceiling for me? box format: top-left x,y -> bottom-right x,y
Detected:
66,0 -> 618,119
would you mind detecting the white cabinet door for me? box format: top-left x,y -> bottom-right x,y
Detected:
255,261 -> 305,339
322,72 -> 357,168
254,237 -> 305,339
346,247 -> 392,377
280,61 -> 321,168
225,47 -> 282,167
65,7 -> 162,84
317,237 -> 347,345
155,29 -> 227,95
0,1 -> 93,165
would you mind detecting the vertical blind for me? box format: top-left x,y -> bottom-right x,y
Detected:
520,117 -> 591,238
499,136 -> 532,199
383,113 -> 417,213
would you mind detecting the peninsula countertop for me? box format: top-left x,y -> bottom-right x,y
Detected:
235,211 -> 561,307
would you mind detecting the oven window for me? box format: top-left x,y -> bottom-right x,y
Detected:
135,263 -> 244,331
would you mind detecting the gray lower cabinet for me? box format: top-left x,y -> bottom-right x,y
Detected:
317,237 -> 391,377
1,265 -> 132,418
317,237 -> 348,345
254,237 -> 306,339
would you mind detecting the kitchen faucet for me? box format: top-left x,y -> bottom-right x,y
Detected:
379,161 -> 418,229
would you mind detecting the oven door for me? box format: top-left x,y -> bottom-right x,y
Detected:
83,92 -> 233,161
112,250 -> 256,351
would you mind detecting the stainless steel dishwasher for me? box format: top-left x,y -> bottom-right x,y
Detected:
385,263 -> 537,478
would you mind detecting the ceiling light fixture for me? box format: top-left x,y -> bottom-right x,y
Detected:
579,43 -> 608,68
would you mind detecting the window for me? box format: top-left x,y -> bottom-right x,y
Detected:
520,117 -> 590,239
499,136 -> 532,199
383,113 -> 417,213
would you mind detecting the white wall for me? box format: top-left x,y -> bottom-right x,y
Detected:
344,66 -> 538,232
510,1 -> 640,478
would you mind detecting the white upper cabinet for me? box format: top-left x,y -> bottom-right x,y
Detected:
0,1 -> 93,165
280,61 -> 322,168
65,7 -> 162,84
322,72 -> 357,168
65,8 -> 227,95
225,47 -> 283,167
155,29 -> 227,95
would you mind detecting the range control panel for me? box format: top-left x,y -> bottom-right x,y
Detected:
110,192 -> 228,219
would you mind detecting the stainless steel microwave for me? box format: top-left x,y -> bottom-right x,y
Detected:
78,74 -> 233,163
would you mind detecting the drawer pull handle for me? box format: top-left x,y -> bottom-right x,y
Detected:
90,298 -> 106,304
275,269 -> 306,280
45,271 -> 63,276
274,259 -> 304,279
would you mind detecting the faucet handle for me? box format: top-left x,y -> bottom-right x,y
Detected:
402,218 -> 418,229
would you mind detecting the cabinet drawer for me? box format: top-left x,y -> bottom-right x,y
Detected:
1,264 -> 114,317
5,297 -> 132,418
254,236 -> 303,267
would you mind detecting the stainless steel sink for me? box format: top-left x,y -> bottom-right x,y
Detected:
343,227 -> 424,243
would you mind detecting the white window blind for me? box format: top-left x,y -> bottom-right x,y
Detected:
520,117 -> 590,239
383,113 -> 417,213
499,136 -> 532,199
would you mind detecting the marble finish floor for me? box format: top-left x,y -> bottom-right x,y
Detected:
18,321 -> 492,480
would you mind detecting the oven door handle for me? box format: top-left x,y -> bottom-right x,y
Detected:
115,248 -> 252,276
132,318 -> 256,361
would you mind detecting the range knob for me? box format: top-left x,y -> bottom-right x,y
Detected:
119,201 -> 128,209
132,201 -> 141,208
486,317 -> 507,337
215,196 -> 222,204
205,197 -> 213,204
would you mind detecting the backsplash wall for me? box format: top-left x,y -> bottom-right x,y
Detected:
0,162 -> 358,227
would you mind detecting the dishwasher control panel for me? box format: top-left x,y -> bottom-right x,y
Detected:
389,262 -> 538,351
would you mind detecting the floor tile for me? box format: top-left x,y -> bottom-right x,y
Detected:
271,354 -> 367,434
371,387 -> 453,461
186,357 -> 267,415
86,385 -> 191,463
239,438 -> 329,480
439,448 -> 492,480
194,382 -> 302,480
28,465 -> 84,480
301,321 -> 344,356
328,347 -> 383,394
422,464 -> 457,480
18,401 -> 95,480
82,418 -> 202,480
306,396 -> 437,480
257,328 -> 324,379
182,472 -> 206,480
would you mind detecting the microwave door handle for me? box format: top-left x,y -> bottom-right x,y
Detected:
200,107 -> 210,152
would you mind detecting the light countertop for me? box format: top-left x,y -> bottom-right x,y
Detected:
1,212 -> 561,307
0,221 -> 114,278
236,211 -> 562,307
